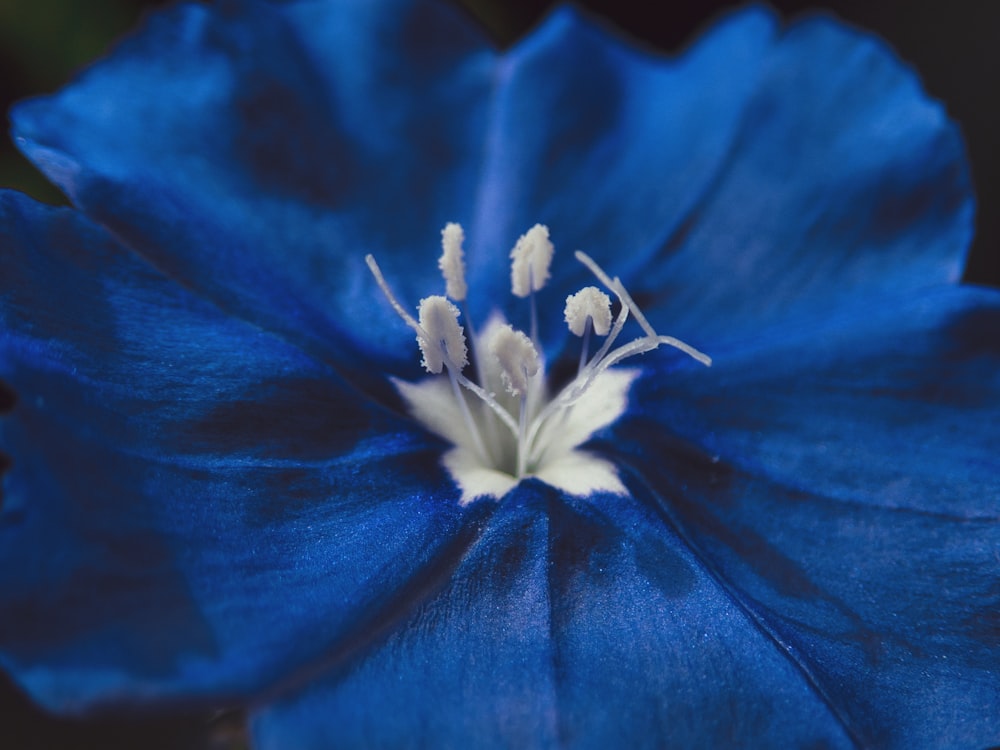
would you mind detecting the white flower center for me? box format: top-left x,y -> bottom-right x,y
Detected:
366,224 -> 710,505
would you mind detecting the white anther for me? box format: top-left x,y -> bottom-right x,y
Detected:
439,222 -> 467,301
417,296 -> 468,374
564,286 -> 612,337
510,224 -> 554,298
489,324 -> 540,397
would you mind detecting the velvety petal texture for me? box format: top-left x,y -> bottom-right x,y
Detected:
0,0 -> 997,747
0,191 -> 480,712
622,14 -> 973,345
606,287 -> 1000,747
12,1 -> 971,356
12,0 -> 498,375
253,486 -> 855,750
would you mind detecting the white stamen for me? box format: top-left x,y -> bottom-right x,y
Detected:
574,250 -> 657,338
439,222 -> 468,301
564,286 -> 612,337
445,358 -> 489,464
365,254 -> 422,332
371,225 -> 713,505
417,296 -> 468,374
489,324 -> 540,397
510,224 -> 554,298
367,254 -> 518,437
572,250 -> 709,363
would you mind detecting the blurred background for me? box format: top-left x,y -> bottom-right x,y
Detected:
0,0 -> 997,747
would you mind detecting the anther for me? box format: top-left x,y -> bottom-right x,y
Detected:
439,222 -> 467,301
564,286 -> 612,337
510,224 -> 553,298
489,324 -> 540,397
417,296 -> 468,374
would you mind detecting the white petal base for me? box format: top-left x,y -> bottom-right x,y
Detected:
396,368 -> 637,504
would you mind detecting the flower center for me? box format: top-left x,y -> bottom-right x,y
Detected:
367,223 -> 710,504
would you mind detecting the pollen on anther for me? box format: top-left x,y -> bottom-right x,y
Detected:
510,224 -> 554,298
564,286 -> 612,336
416,295 -> 468,374
489,324 -> 540,396
439,222 -> 467,301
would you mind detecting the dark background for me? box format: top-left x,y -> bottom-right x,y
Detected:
0,0 -> 997,747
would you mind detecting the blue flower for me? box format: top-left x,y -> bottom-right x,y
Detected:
1,0 -> 998,747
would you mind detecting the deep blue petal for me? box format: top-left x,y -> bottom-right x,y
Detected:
9,0 -> 782,363
458,6 -> 779,341
17,2 -> 968,363
627,14 -> 972,346
2,1 -> 990,744
0,191 -> 479,713
11,0 -> 497,375
628,285 -> 1000,515
449,6 -> 970,349
605,286 -> 1000,747
251,484 -> 856,749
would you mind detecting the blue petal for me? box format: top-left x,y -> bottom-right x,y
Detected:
252,484 -> 856,749
0,191 -> 479,712
625,15 -> 972,346
458,5 -> 779,339
458,7 -> 968,347
606,286 -> 1000,747
629,285 -> 999,515
22,2 -> 963,360
11,0 -> 497,374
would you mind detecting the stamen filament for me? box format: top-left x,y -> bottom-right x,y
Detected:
367,253 -> 519,438
588,335 -> 710,384
452,370 -> 520,437
461,301 -> 477,345
578,317 -> 592,374
366,255 -> 422,332
517,389 -> 529,477
446,359 -> 489,463
529,269 -> 539,344
525,332 -> 710,452
460,299 -> 488,390
586,303 -> 630,372
575,251 -> 657,338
